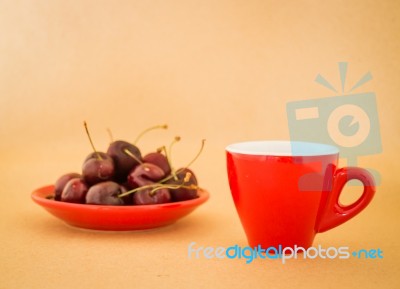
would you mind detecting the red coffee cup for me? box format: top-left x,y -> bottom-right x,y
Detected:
226,140 -> 375,249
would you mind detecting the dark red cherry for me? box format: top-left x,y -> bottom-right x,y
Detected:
85,181 -> 126,205
143,152 -> 171,175
61,178 -> 89,203
127,163 -> 165,188
133,187 -> 171,205
54,172 -> 81,201
82,121 -> 115,185
167,168 -> 198,202
107,140 -> 142,182
82,152 -> 115,185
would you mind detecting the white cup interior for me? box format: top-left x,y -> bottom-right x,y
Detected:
225,140 -> 339,156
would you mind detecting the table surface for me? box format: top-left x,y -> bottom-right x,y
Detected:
1,143 -> 399,289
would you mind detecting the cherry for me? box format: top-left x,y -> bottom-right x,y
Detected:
106,124 -> 167,182
82,122 -> 115,185
142,151 -> 171,175
107,140 -> 142,182
122,163 -> 171,205
133,187 -> 171,205
82,152 -> 115,185
61,178 -> 89,203
54,172 -> 81,201
167,168 -> 199,201
85,181 -> 126,205
127,163 -> 165,188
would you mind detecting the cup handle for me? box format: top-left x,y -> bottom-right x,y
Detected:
316,167 -> 376,233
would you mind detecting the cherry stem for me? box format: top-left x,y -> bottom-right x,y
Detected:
123,148 -> 143,164
134,124 -> 168,145
150,184 -> 198,195
107,128 -> 114,143
184,139 -> 205,169
158,139 -> 205,184
150,171 -> 192,196
117,172 -> 198,198
168,136 -> 181,180
84,121 -> 102,160
118,183 -> 158,198
158,145 -> 173,174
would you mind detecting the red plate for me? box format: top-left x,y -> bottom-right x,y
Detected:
31,185 -> 209,231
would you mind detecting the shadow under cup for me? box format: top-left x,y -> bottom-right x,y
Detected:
226,141 -> 375,249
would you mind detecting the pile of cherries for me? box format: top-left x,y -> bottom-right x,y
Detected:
53,122 -> 204,206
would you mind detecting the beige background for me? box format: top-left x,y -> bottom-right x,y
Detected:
1,1 -> 399,288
